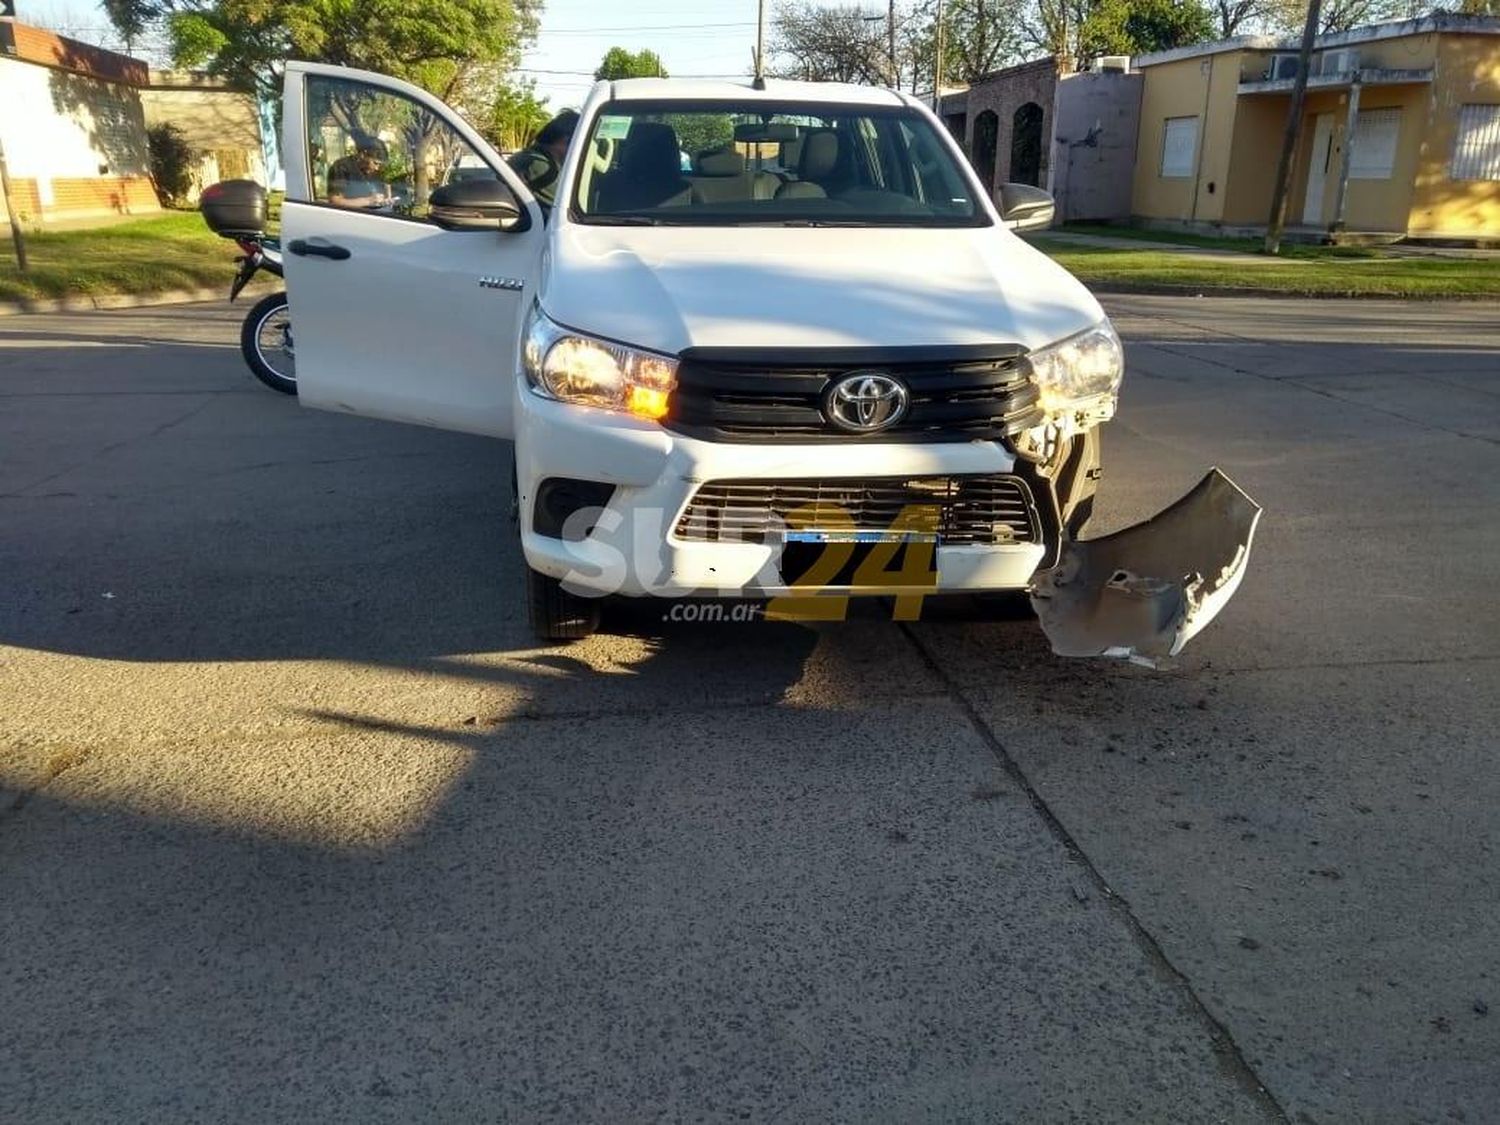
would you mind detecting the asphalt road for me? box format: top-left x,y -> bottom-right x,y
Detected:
2,295 -> 1497,1123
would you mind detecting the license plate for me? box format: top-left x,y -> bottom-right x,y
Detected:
779,534 -> 939,589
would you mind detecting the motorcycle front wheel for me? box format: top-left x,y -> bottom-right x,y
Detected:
240,291 -> 296,395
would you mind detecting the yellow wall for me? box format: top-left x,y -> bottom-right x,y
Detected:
1131,51 -> 1242,223
1276,83 -> 1428,232
1408,33 -> 1500,238
1220,95 -> 1286,224
1134,29 -> 1499,237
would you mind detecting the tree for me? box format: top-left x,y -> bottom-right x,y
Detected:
1268,0 -> 1404,32
907,0 -> 1022,85
482,80 -> 553,151
101,0 -> 157,53
1212,0 -> 1270,36
160,0 -> 540,105
594,47 -> 666,80
1021,0 -> 1214,66
147,122 -> 196,204
1117,0 -> 1216,51
770,3 -> 894,84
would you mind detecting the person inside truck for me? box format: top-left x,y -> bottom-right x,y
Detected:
507,109 -> 579,209
326,136 -> 391,209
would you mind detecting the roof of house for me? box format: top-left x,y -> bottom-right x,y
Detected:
1133,12 -> 1500,69
0,21 -> 148,86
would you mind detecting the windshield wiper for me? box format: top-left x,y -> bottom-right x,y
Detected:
759,218 -> 871,228
589,214 -> 663,225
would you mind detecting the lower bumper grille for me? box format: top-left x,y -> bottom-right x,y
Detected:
674,475 -> 1041,547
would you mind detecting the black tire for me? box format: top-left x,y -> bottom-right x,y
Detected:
240,291 -> 296,395
526,565 -> 601,642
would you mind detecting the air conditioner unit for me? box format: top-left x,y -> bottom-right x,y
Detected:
1093,55 -> 1131,74
1270,54 -> 1300,81
1318,49 -> 1359,76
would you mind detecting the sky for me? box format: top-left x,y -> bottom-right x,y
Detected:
513,0 -> 771,110
24,0 -> 777,110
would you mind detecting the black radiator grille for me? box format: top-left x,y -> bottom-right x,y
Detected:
674,475 -> 1041,547
666,346 -> 1041,443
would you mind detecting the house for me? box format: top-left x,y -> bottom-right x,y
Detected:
1130,13 -> 1500,241
0,19 -> 158,225
939,56 -> 1143,223
140,70 -> 266,202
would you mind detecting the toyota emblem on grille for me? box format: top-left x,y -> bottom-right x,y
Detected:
823,372 -> 909,433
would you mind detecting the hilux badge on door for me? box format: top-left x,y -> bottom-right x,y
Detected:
823,372 -> 909,433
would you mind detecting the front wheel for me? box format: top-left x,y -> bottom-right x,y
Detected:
240,291 -> 296,395
526,566 -> 601,642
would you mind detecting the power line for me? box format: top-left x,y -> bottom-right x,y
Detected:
539,20 -> 755,34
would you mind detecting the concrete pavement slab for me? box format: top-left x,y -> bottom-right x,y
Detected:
0,701 -> 1273,1122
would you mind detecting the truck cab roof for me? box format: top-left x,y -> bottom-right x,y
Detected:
599,77 -> 910,108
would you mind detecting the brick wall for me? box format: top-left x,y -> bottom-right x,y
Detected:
0,178 -> 44,223
48,176 -> 158,214
958,58 -> 1062,194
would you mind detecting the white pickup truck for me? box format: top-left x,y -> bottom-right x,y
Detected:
279,63 -> 1260,658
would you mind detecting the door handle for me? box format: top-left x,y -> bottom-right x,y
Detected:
287,239 -> 351,261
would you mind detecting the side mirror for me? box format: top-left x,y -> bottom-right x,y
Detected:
997,183 -> 1055,232
429,179 -> 529,233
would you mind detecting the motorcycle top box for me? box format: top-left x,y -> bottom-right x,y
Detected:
200,180 -> 268,236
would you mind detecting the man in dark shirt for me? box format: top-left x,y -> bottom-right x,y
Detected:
507,110 -> 579,208
326,137 -> 391,209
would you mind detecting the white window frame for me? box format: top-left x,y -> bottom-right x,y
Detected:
1160,116 -> 1197,178
1348,107 -> 1401,180
1451,103 -> 1500,181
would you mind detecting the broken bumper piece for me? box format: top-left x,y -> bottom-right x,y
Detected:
1030,469 -> 1262,663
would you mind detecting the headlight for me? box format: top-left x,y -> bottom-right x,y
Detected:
523,306 -> 677,421
1025,320 -> 1124,414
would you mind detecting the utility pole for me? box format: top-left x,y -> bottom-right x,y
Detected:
0,8 -> 27,272
753,0 -> 766,87
1264,0 -> 1322,255
0,137 -> 27,277
933,0 -> 945,112
888,0 -> 897,88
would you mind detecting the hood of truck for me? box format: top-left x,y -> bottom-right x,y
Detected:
540,224 -> 1104,355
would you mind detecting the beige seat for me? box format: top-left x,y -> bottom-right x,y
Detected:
774,129 -> 846,200
687,147 -> 779,204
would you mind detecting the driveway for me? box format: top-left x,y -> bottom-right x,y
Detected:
1,296 -> 1496,1122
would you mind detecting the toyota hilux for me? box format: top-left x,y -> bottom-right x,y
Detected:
277,63 -> 1261,658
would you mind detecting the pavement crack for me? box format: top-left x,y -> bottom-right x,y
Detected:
896,620 -> 1290,1123
14,395 -> 219,496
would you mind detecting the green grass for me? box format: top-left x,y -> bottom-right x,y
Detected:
0,212 -> 242,303
1033,229 -> 1500,298
3,208 -> 1495,304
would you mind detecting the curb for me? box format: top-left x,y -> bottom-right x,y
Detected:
0,284 -> 275,318
1087,283 -> 1500,302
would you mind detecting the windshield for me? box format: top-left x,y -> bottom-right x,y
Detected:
571,100 -> 988,227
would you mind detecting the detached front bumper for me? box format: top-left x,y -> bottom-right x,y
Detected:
1030,469 -> 1262,663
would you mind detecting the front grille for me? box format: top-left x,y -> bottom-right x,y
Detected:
666,345 -> 1042,443
674,475 -> 1041,547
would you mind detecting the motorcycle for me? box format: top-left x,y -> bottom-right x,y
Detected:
200,181 -> 296,396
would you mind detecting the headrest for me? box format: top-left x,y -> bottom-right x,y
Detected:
694,147 -> 745,176
799,129 -> 840,180
620,122 -> 681,177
